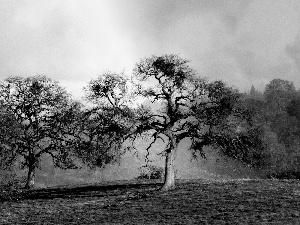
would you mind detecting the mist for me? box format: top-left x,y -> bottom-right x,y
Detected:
1,0 -> 300,99
31,137 -> 262,188
1,0 -> 299,186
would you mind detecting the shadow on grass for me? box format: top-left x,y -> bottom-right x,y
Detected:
1,180 -> 164,202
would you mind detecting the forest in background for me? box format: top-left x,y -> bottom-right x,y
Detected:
242,79 -> 300,179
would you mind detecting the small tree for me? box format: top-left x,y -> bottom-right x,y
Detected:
0,76 -> 82,189
85,55 -> 249,191
264,79 -> 297,114
79,72 -> 136,169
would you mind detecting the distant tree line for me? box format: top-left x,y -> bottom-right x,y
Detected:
1,54 -> 300,192
243,80 -> 300,179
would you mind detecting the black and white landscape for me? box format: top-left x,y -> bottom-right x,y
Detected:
1,1 -> 300,224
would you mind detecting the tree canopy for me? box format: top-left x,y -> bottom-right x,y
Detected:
0,75 -> 82,188
243,79 -> 300,178
2,57 -> 299,191
83,54 -> 255,190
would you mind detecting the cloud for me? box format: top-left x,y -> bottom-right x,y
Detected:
0,0 -> 300,100
286,31 -> 300,73
0,0 -> 138,99
194,0 -> 300,90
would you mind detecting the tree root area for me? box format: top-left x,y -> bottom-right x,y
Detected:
1,179 -> 300,224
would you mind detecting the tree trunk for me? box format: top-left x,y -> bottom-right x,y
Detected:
25,163 -> 35,189
160,147 -> 177,191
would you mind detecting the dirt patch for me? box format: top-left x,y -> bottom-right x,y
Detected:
1,179 -> 300,224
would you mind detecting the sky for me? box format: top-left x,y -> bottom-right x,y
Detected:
1,0 -> 300,100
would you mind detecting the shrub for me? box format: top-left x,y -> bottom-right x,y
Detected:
136,165 -> 164,180
267,170 -> 300,180
0,172 -> 27,201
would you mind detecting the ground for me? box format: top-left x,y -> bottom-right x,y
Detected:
1,179 -> 300,224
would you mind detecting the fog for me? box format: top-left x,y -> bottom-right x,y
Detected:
1,0 -> 298,186
1,0 -> 300,99
31,138 -> 263,188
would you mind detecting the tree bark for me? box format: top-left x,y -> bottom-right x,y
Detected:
160,147 -> 177,191
25,163 -> 35,189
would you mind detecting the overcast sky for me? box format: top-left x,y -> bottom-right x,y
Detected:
1,0 -> 300,100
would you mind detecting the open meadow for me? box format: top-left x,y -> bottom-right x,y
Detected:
1,179 -> 300,224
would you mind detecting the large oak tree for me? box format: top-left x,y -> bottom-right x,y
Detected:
85,55 -> 254,191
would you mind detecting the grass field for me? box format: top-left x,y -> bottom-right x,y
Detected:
1,179 -> 300,224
